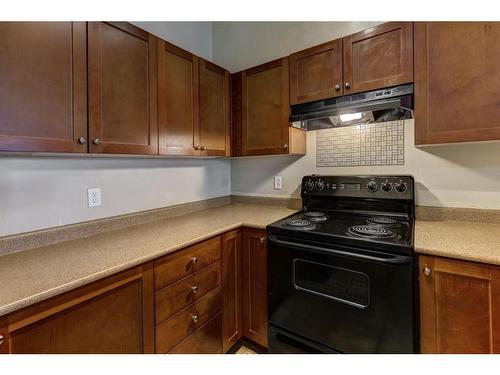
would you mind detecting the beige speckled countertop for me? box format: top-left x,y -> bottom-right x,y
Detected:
0,204 -> 296,317
415,220 -> 500,265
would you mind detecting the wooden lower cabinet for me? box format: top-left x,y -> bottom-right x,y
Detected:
221,229 -> 243,352
1,264 -> 154,354
419,255 -> 500,353
169,314 -> 223,354
242,228 -> 268,348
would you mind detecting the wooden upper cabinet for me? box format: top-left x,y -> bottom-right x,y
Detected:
158,40 -> 199,156
290,39 -> 343,104
415,22 -> 500,145
343,22 -> 413,94
241,57 -> 290,156
88,22 -> 158,155
419,255 -> 500,354
199,59 -> 230,156
0,22 -> 87,153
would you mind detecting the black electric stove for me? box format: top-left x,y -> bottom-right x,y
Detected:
267,175 -> 419,354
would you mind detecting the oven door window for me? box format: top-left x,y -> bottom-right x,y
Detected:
293,259 -> 370,309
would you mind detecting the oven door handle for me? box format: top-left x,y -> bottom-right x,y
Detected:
267,235 -> 413,265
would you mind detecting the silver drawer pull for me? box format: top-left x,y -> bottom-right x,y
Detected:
0,334 -> 4,346
191,256 -> 198,264
190,313 -> 199,323
260,237 -> 265,244
423,266 -> 432,276
190,285 -> 198,293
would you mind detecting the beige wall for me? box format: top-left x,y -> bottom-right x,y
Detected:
231,120 -> 500,209
212,21 -> 383,72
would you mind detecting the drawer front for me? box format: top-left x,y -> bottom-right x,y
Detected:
169,313 -> 222,354
154,236 -> 221,290
155,261 -> 221,325
155,287 -> 222,353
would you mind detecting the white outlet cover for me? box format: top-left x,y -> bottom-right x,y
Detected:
87,187 -> 102,207
274,176 -> 282,190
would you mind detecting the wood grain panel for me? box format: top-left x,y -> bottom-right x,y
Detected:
154,236 -> 221,291
415,22 -> 500,144
290,39 -> 343,104
88,22 -> 158,155
155,287 -> 221,353
155,261 -> 221,325
169,313 -> 222,354
242,228 -> 268,348
221,229 -> 243,352
343,22 -> 413,94
0,22 -> 87,152
241,57 -> 290,156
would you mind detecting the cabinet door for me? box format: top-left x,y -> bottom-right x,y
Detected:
343,22 -> 413,94
419,255 -> 500,353
221,229 -> 243,352
415,22 -> 500,145
241,57 -> 290,156
290,39 -> 343,104
242,228 -> 268,348
231,72 -> 243,156
4,264 -> 154,354
88,22 -> 158,155
158,40 -> 199,156
0,22 -> 87,153
199,59 -> 230,157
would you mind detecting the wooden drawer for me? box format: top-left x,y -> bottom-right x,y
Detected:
155,261 -> 221,325
169,313 -> 222,354
154,236 -> 221,290
155,287 -> 222,353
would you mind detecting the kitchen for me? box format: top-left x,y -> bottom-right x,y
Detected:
1,0 -> 500,373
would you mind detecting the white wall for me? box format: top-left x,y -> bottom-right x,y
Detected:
132,21 -> 213,61
231,120 -> 500,209
212,21 -> 383,72
0,156 -> 230,237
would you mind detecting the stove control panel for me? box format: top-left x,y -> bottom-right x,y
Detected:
301,175 -> 414,200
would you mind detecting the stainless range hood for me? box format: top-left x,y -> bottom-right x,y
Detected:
290,84 -> 414,130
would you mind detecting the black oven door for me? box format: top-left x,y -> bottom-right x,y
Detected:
267,234 -> 418,353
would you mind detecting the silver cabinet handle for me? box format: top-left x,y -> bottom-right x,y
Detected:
78,137 -> 87,145
191,256 -> 198,264
345,82 -> 351,89
194,145 -> 200,150
190,313 -> 199,323
334,84 -> 341,90
260,237 -> 265,244
201,146 -> 207,151
190,285 -> 198,293
423,266 -> 432,276
283,144 -> 288,150
93,138 -> 101,145
0,334 -> 4,346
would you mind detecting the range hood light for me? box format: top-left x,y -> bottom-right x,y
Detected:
339,112 -> 362,122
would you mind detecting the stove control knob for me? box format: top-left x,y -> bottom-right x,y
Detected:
304,179 -> 315,191
381,181 -> 392,192
315,179 -> 325,191
395,181 -> 408,193
367,180 -> 378,192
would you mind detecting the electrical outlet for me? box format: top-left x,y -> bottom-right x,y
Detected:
87,188 -> 101,207
274,176 -> 282,190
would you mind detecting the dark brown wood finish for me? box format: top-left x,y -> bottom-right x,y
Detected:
0,22 -> 87,153
88,22 -> 158,155
343,22 -> 413,94
199,59 -> 231,156
158,40 -> 199,155
231,72 -> 243,156
242,228 -> 268,348
169,314 -> 222,354
3,264 -> 154,354
414,22 -> 500,145
419,255 -> 500,353
154,236 -> 221,291
290,39 -> 343,104
241,57 -> 290,156
155,287 -> 222,354
155,261 -> 221,325
221,229 -> 243,352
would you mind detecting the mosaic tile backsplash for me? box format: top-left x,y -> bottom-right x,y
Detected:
316,120 -> 404,167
